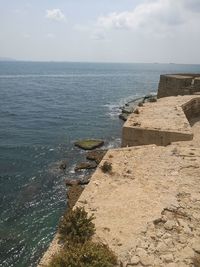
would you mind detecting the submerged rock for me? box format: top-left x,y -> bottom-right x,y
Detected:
119,97 -> 143,121
119,112 -> 129,121
86,150 -> 107,164
65,176 -> 91,186
49,160 -> 68,176
144,94 -> 157,103
59,160 -> 67,170
74,139 -> 104,150
75,161 -> 97,171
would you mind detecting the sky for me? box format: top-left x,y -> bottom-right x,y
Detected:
0,0 -> 200,63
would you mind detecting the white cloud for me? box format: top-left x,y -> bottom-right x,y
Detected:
97,0 -> 199,35
182,0 -> 200,12
45,9 -> 65,22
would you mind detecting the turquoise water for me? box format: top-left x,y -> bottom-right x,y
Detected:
1,62 -> 200,267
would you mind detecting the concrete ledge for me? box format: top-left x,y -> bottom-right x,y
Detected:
182,97 -> 200,119
122,95 -> 200,147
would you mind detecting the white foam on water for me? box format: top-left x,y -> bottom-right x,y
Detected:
104,94 -> 143,119
150,91 -> 157,96
119,94 -> 143,106
104,138 -> 121,150
69,164 -> 76,174
104,104 -> 121,119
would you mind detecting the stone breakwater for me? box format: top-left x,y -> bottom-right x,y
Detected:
38,74 -> 200,267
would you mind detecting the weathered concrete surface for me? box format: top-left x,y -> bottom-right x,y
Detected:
38,118 -> 200,266
122,95 -> 200,147
157,74 -> 200,98
77,136 -> 200,266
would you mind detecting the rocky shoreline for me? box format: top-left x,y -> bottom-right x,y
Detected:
57,144 -> 105,216
119,94 -> 157,121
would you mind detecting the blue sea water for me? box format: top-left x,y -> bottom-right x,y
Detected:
1,61 -> 200,267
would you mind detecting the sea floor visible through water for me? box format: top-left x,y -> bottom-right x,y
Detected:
1,62 -> 200,267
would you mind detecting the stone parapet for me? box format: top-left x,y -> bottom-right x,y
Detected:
122,95 -> 200,147
157,74 -> 200,98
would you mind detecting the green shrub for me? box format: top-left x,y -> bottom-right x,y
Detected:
47,241 -> 117,267
58,207 -> 95,244
101,161 -> 112,173
46,252 -> 67,267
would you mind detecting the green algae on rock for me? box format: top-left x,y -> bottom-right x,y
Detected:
74,139 -> 104,150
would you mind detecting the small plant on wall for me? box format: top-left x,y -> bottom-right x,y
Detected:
101,161 -> 112,173
58,207 -> 95,244
47,206 -> 118,267
47,241 -> 118,267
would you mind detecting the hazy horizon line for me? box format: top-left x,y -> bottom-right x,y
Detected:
0,58 -> 200,66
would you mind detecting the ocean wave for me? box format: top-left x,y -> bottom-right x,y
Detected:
68,164 -> 76,174
104,104 -> 121,119
104,94 -> 142,119
104,138 -> 121,149
0,110 -> 17,117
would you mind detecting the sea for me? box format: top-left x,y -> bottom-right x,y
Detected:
1,61 -> 200,267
